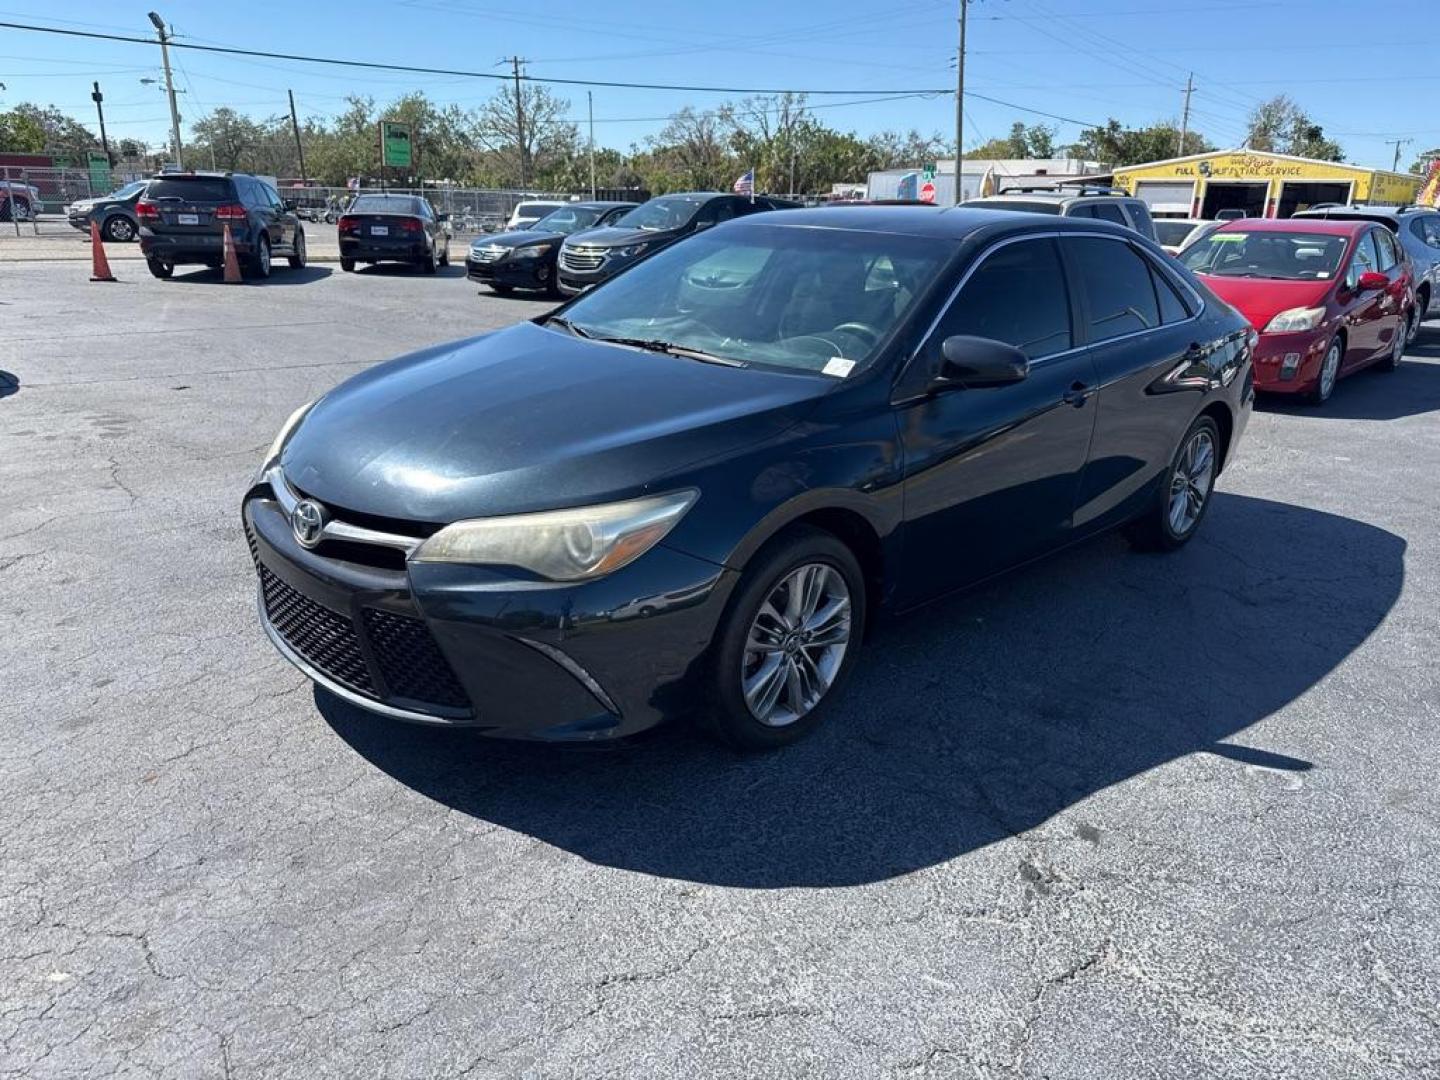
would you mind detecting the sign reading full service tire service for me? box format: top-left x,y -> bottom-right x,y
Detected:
380,122 -> 413,169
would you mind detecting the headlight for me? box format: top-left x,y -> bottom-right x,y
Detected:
613,243 -> 649,258
258,399 -> 315,477
512,243 -> 553,259
1264,306 -> 1326,333
413,490 -> 698,581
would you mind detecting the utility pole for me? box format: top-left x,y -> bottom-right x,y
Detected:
505,56 -> 528,189
587,90 -> 596,199
288,89 -> 308,184
1177,73 -> 1194,157
91,82 -> 113,166
1386,138 -> 1410,173
147,12 -> 183,168
954,0 -> 967,205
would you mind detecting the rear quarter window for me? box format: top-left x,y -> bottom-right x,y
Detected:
145,178 -> 235,202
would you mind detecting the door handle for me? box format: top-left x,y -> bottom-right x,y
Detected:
1062,382 -> 1092,407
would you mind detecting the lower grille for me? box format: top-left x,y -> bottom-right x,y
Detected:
560,246 -> 604,273
259,565 -> 374,695
362,608 -> 470,710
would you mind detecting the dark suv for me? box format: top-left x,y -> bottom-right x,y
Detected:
1292,204 -> 1440,342
137,172 -> 306,279
556,192 -> 794,295
966,185 -> 1158,242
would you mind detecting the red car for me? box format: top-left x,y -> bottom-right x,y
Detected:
1179,218 -> 1414,404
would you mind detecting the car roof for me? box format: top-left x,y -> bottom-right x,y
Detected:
569,200 -> 638,209
1295,205 -> 1434,220
753,204 -> 1142,241
1213,217 -> 1371,237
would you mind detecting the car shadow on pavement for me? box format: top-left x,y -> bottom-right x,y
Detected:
1258,351 -> 1440,422
320,492 -> 1404,888
350,263 -> 468,279
164,265 -> 333,286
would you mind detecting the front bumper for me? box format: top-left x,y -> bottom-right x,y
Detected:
465,255 -> 550,289
243,482 -> 737,740
1249,328 -> 1330,394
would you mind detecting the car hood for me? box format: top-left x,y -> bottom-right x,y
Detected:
474,228 -> 561,249
281,321 -> 831,523
564,225 -> 681,248
1195,275 -> 1334,331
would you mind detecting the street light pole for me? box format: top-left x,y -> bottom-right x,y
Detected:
587,90 -> 596,200
954,0 -> 967,205
91,82 -> 113,166
148,12 -> 183,169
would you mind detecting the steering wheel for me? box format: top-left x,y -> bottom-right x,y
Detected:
830,322 -> 881,348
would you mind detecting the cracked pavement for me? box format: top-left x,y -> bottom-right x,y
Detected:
2,261 -> 1438,1078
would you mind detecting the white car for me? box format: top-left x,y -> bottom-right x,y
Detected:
1153,217 -> 1222,256
505,200 -> 567,230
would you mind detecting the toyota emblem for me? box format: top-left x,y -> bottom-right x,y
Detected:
291,499 -> 327,548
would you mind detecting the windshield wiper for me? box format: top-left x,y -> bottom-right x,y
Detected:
544,315 -> 594,338
594,335 -> 747,368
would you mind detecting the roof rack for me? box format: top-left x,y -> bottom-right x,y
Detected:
997,183 -> 1128,197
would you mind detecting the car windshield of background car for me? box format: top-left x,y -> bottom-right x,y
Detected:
1180,232 -> 1347,281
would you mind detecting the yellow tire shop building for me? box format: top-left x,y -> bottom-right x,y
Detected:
1112,150 -> 1422,219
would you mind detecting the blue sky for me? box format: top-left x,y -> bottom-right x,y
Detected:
0,0 -> 1432,172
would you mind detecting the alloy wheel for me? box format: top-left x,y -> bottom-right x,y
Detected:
1168,429 -> 1215,537
1318,342 -> 1340,400
1394,317 -> 1409,364
259,238 -> 271,275
741,563 -> 852,727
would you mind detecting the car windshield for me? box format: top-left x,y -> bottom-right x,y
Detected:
530,206 -> 607,234
349,195 -> 418,214
514,202 -> 560,220
1154,221 -> 1198,247
1180,230 -> 1348,281
614,196 -> 704,231
551,223 -> 951,374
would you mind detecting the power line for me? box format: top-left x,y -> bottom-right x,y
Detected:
0,20 -> 952,96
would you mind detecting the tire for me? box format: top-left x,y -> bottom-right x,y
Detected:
1307,337 -> 1342,405
421,246 -> 438,274
287,230 -> 307,269
1380,311 -> 1410,372
340,257 -> 355,272
438,240 -> 449,267
490,284 -> 514,296
146,257 -> 174,280
249,234 -> 272,279
102,215 -> 136,243
706,526 -> 867,751
1125,415 -> 1220,553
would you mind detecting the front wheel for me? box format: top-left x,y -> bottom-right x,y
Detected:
288,230 -> 307,269
1308,337 -> 1342,404
102,215 -> 136,242
146,257 -> 174,279
340,257 -> 355,272
707,526 -> 866,750
1125,415 -> 1219,553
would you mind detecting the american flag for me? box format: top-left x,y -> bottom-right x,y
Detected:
732,169 -> 755,196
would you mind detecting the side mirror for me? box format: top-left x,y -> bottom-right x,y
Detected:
282,199 -> 297,211
693,219 -> 714,231
939,335 -> 1030,388
1357,270 -> 1388,292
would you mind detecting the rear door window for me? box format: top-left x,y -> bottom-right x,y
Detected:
1066,236 -> 1161,342
1090,202 -> 1129,228
933,237 -> 1073,360
145,177 -> 234,202
1374,228 -> 1398,271
1126,201 -> 1156,239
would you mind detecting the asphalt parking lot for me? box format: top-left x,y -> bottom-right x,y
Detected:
2,258 -> 1439,1079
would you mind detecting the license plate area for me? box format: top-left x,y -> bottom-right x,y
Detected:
371,225 -> 388,236
178,213 -> 199,225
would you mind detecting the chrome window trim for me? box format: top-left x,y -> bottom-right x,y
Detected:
267,467 -> 423,558
910,229 -> 1206,381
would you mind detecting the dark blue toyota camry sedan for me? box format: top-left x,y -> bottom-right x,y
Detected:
244,207 -> 1254,749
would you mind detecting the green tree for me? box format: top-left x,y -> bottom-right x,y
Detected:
0,109 -> 47,153
1244,95 -> 1342,162
1067,118 -> 1213,166
968,122 -> 1059,160
1,103 -> 96,156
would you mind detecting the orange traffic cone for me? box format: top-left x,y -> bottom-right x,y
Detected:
221,223 -> 243,284
89,220 -> 116,282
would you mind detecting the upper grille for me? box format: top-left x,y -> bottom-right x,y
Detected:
259,564 -> 374,696
471,244 -> 507,264
559,246 -> 605,273
361,608 -> 470,710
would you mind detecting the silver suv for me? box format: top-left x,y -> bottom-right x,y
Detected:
1292,205 -> 1440,342
965,184 -> 1158,242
